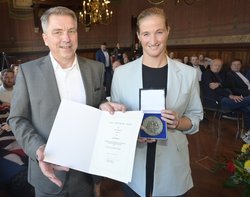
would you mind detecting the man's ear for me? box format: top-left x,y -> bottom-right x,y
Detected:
42,33 -> 48,46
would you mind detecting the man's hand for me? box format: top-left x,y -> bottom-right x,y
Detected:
99,102 -> 126,114
229,95 -> 244,103
1,122 -> 11,132
209,82 -> 221,90
36,145 -> 69,187
94,182 -> 102,197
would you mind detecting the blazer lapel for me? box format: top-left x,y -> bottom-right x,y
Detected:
166,59 -> 182,109
78,57 -> 93,105
38,55 -> 61,105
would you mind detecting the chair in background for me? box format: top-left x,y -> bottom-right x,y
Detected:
202,96 -> 244,138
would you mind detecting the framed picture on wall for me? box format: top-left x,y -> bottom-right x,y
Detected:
12,0 -> 32,9
9,0 -> 33,18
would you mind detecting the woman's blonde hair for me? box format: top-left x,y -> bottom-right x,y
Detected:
136,7 -> 169,34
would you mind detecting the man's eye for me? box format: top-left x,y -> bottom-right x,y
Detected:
53,31 -> 62,35
69,29 -> 77,34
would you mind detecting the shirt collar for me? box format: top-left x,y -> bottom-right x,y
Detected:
49,52 -> 79,71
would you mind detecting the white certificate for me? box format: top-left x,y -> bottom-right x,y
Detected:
44,99 -> 143,183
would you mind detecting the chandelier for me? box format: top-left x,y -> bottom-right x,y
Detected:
79,0 -> 113,28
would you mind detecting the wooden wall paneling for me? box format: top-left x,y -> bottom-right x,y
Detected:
234,51 -> 249,66
206,51 -> 220,59
77,50 -> 96,60
217,51 -> 232,69
1,0 -> 250,66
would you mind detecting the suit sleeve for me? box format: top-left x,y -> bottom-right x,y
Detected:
7,65 -> 45,161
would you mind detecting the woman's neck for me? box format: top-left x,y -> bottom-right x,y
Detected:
142,54 -> 167,68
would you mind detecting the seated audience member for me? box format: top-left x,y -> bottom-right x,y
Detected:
226,59 -> 250,96
0,101 -> 33,197
0,69 -> 15,104
183,56 -> 191,66
10,64 -> 19,82
0,69 -> 33,196
201,58 -> 250,131
132,42 -> 142,60
168,51 -> 174,59
190,55 -> 206,82
122,52 -> 130,64
198,54 -> 211,69
246,68 -> 250,81
112,60 -> 122,71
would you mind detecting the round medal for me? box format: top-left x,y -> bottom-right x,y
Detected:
142,116 -> 163,136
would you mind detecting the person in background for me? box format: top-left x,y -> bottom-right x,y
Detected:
112,60 -> 122,71
190,55 -> 206,82
122,52 -> 130,64
201,58 -> 250,131
10,64 -> 19,82
169,51 -> 174,59
95,42 -> 112,96
0,69 -> 15,104
113,42 -> 123,62
7,6 -> 124,197
0,100 -> 34,197
226,59 -> 250,96
111,7 -> 203,197
0,68 -> 33,197
198,54 -> 211,69
132,42 -> 142,60
183,56 -> 191,66
246,66 -> 250,81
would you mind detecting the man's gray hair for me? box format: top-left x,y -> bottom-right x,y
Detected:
40,6 -> 77,33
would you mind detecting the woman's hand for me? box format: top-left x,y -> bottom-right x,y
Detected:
138,137 -> 156,143
138,125 -> 156,143
161,109 -> 180,129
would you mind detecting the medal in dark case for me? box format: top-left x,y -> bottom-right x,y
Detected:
139,113 -> 167,139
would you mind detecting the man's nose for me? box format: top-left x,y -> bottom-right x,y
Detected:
62,32 -> 71,42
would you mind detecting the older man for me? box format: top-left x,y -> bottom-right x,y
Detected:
7,6 -> 124,197
201,58 -> 250,131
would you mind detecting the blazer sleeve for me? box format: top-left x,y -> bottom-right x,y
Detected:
182,68 -> 203,135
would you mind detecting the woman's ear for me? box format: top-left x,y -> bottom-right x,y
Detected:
167,26 -> 171,32
137,32 -> 140,42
